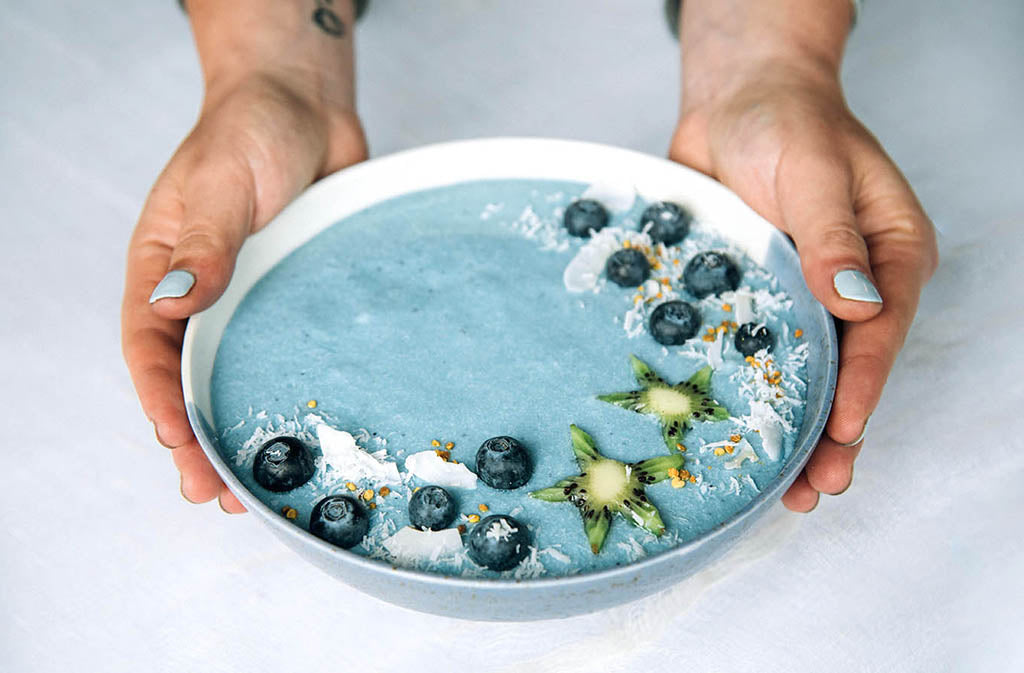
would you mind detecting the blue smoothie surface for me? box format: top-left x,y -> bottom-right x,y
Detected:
211,179 -> 808,579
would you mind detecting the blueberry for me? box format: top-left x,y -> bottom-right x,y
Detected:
252,436 -> 316,492
466,514 -> 531,571
734,323 -> 774,356
605,248 -> 651,288
563,199 -> 609,237
408,485 -> 457,531
475,436 -> 533,490
649,300 -> 701,345
309,495 -> 370,549
640,201 -> 692,245
682,251 -> 741,298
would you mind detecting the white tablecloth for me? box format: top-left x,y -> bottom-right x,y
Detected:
2,2 -> 1021,671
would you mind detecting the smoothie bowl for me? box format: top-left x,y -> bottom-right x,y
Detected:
182,137 -> 837,621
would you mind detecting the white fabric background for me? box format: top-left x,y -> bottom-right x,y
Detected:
2,1 -> 1022,671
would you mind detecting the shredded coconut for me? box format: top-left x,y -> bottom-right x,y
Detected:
403,450 -> 478,489
485,517 -> 516,542
317,424 -> 401,487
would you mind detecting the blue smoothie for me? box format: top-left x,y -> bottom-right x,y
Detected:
210,179 -> 809,579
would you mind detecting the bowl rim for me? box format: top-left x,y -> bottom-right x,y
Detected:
183,136 -> 838,590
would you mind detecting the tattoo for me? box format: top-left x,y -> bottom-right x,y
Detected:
312,1 -> 345,38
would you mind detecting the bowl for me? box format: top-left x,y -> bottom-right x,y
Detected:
182,137 -> 837,621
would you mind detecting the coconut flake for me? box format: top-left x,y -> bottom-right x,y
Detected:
622,303 -> 646,338
484,516 -> 517,541
580,180 -> 636,213
758,419 -> 784,461
506,205 -> 568,253
563,228 -> 622,293
724,438 -> 760,469
540,547 -> 571,564
732,289 -> 755,324
509,546 -> 547,580
617,537 -> 648,563
404,450 -> 477,489
707,330 -> 725,369
382,526 -> 463,565
317,425 -> 401,486
480,202 -> 504,220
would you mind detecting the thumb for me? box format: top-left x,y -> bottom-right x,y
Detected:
777,149 -> 883,322
148,155 -> 255,319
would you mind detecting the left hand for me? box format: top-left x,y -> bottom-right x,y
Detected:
669,63 -> 938,511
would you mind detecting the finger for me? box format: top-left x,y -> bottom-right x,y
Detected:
776,146 -> 884,323
173,440 -> 223,504
122,181 -> 196,449
781,470 -> 820,513
825,248 -> 928,443
149,153 -> 255,320
805,435 -> 862,495
219,486 -> 247,514
825,158 -> 937,444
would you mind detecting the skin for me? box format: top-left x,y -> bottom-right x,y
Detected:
123,0 -> 937,515
672,0 -> 938,511
121,0 -> 366,512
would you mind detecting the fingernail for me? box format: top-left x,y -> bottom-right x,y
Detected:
154,423 -> 173,449
180,476 -> 196,504
218,495 -> 245,515
832,466 -> 855,496
833,270 -> 882,304
837,416 -> 870,447
150,269 -> 195,304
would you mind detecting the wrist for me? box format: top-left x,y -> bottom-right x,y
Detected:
679,0 -> 851,112
188,0 -> 358,118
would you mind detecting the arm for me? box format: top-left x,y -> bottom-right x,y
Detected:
670,0 -> 938,511
122,0 -> 367,511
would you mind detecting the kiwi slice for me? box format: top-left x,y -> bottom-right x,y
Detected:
530,425 -> 685,554
597,355 -> 729,451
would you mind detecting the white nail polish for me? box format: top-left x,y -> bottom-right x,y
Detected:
833,270 -> 882,304
149,270 -> 195,303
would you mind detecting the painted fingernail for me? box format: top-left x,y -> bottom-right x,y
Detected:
833,270 -> 882,304
837,416 -> 870,447
149,269 -> 195,304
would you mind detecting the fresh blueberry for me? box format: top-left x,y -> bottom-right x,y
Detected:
640,201 -> 692,245
682,251 -> 741,298
649,300 -> 701,345
734,323 -> 774,356
466,514 -> 532,571
475,436 -> 533,490
252,436 -> 316,492
309,495 -> 370,549
408,485 -> 457,531
605,248 -> 651,287
563,199 -> 609,237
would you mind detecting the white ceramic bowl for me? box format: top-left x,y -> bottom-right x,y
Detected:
182,137 -> 838,621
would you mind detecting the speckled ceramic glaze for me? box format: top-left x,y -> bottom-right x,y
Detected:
182,138 -> 837,621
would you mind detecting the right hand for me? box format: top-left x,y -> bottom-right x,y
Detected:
121,71 -> 367,512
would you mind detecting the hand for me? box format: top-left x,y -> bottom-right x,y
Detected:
121,70 -> 367,512
670,62 -> 937,511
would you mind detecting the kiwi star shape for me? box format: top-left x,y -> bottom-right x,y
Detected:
530,425 -> 685,554
597,355 -> 730,452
